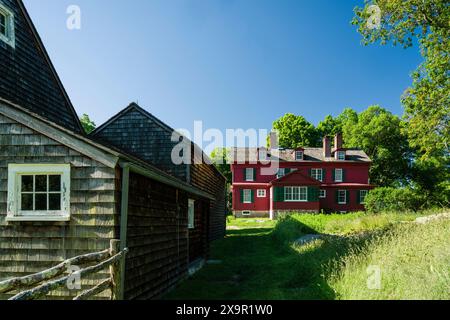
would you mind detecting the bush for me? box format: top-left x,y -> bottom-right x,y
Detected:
364,187 -> 425,213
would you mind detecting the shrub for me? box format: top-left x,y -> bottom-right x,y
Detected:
364,187 -> 425,213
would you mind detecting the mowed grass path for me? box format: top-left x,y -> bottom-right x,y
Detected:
166,212 -> 450,300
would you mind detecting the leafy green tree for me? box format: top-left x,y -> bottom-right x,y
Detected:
80,114 -> 96,134
343,106 -> 411,187
210,147 -> 232,182
352,0 -> 449,158
317,115 -> 341,137
271,113 -> 320,148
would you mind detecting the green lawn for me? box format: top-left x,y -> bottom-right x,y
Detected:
166,210 -> 450,300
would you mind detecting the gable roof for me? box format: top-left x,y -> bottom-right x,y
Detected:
0,0 -> 83,133
230,147 -> 372,163
271,169 -> 321,186
91,102 -> 226,181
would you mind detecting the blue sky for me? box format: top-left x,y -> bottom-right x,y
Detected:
24,0 -> 422,137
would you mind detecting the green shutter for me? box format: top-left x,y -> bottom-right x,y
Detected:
285,168 -> 291,175
357,190 -> 361,204
307,187 -> 319,202
253,168 -> 257,180
335,190 -> 339,204
322,169 -> 326,182
274,187 -> 285,202
309,169 -> 312,178
342,169 -> 346,182
345,190 -> 349,204
240,189 -> 244,203
332,169 -> 335,182
243,168 -> 247,181
251,190 -> 254,203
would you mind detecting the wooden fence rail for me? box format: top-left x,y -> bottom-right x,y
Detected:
0,239 -> 128,301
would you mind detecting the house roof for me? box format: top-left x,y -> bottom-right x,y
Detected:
0,0 -> 83,133
230,147 -> 371,163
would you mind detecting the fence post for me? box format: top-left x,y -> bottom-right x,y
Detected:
109,239 -> 121,300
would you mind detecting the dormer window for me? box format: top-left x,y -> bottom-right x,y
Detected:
336,151 -> 346,161
258,149 -> 268,161
295,151 -> 304,161
0,4 -> 14,48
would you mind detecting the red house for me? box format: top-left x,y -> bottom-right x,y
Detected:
231,134 -> 374,219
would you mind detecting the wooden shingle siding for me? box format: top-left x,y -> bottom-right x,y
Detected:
191,147 -> 227,241
0,114 -> 119,299
93,107 -> 188,182
0,0 -> 81,133
125,172 -> 189,300
188,199 -> 209,263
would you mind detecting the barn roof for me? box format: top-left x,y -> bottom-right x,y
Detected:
0,0 -> 83,133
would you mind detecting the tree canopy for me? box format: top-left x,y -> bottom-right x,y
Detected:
80,114 -> 96,134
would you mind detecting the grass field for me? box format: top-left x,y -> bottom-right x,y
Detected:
165,210 -> 450,300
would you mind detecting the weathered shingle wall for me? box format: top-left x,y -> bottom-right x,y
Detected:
125,172 -> 189,300
0,114 -> 120,300
0,0 -> 81,133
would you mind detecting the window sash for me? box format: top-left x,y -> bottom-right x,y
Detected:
360,190 -> 368,204
295,151 -> 303,160
338,190 -> 347,204
243,189 -> 252,203
19,174 -> 62,213
0,13 -> 6,36
245,168 -> 254,181
319,190 -> 326,198
311,169 -> 323,181
335,169 -> 343,182
337,151 -> 345,161
284,186 -> 307,202
257,189 -> 266,198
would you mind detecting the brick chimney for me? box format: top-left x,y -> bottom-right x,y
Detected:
323,136 -> 331,158
269,131 -> 279,151
334,133 -> 343,150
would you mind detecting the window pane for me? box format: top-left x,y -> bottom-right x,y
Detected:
35,175 -> 47,192
21,175 -> 33,192
21,194 -> 33,211
49,194 -> 61,211
49,175 -> 61,192
35,193 -> 47,210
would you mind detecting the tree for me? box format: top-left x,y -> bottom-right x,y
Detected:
352,0 -> 449,158
80,114 -> 96,134
210,147 -> 232,183
271,113 -> 320,148
342,106 -> 411,187
317,115 -> 341,138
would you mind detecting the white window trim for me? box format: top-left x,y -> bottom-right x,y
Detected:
242,211 -> 251,216
243,189 -> 252,204
360,190 -> 368,204
188,199 -> 195,229
7,164 -> 71,222
0,4 -> 15,48
295,151 -> 304,161
245,168 -> 255,182
311,168 -> 323,182
257,189 -> 266,198
284,186 -> 308,202
335,169 -> 343,182
319,190 -> 326,198
338,190 -> 347,205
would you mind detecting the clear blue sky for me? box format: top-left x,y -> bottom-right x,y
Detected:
24,0 -> 422,137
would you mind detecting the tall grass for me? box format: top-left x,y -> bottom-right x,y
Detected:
328,218 -> 450,300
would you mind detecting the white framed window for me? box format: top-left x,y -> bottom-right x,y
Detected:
0,4 -> 15,48
334,169 -> 343,182
242,211 -> 251,216
295,151 -> 304,161
257,189 -> 266,198
7,164 -> 71,222
319,190 -> 326,198
311,168 -> 323,182
258,149 -> 267,161
276,168 -> 285,179
336,151 -> 346,161
359,190 -> 368,204
188,199 -> 195,229
285,186 -> 308,202
243,189 -> 252,203
338,190 -> 347,205
245,168 -> 255,181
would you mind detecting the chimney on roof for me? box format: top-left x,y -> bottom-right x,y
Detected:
269,131 -> 279,151
334,133 -> 343,150
323,136 -> 331,158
